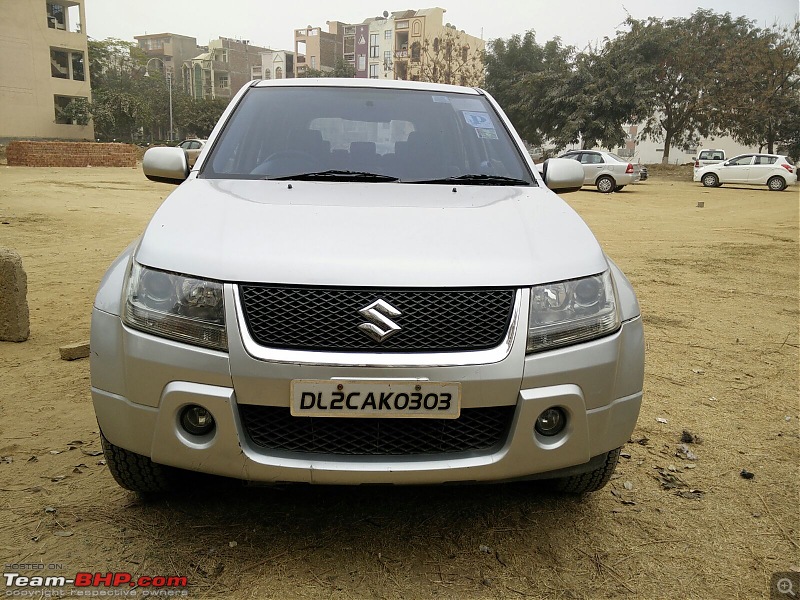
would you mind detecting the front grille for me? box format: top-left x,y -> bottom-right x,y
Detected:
239,405 -> 515,455
239,286 -> 516,353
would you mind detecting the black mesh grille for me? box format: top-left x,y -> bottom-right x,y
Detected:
239,286 -> 515,352
239,405 -> 514,455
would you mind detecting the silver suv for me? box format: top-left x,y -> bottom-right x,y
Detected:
91,79 -> 644,494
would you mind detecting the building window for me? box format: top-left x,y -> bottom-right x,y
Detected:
369,64 -> 378,79
50,49 -> 69,79
412,21 -> 421,36
384,50 -> 392,69
396,21 -> 408,29
275,66 -> 283,79
357,55 -> 366,71
411,42 -> 420,62
369,34 -> 379,58
384,30 -> 391,39
263,68 -> 272,80
51,48 -> 85,81
310,56 -> 316,69
218,75 -> 229,88
46,3 -> 65,29
53,95 -> 87,125
71,51 -> 85,81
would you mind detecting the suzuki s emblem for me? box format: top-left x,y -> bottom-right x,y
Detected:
358,299 -> 401,343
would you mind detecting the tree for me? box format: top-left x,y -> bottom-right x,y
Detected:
611,10 -> 761,164
719,22 -> 800,156
418,27 -> 484,87
300,58 -> 356,78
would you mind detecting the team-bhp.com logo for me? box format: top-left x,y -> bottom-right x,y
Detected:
4,571 -> 188,594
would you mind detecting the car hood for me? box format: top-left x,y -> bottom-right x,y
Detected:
135,179 -> 608,287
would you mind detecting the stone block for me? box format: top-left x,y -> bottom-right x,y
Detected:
0,248 -> 30,342
59,341 -> 90,361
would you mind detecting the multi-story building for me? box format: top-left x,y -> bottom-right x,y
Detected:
134,33 -> 204,85
259,50 -> 295,80
183,38 -> 271,100
309,8 -> 484,84
293,23 -> 344,76
1,0 -> 93,140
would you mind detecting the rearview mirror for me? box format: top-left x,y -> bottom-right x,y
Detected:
540,158 -> 584,193
143,147 -> 189,184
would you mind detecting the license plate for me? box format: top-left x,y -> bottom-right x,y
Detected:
290,380 -> 461,419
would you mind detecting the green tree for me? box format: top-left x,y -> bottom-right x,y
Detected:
719,22 -> 800,156
612,10 -> 760,164
300,58 -> 356,78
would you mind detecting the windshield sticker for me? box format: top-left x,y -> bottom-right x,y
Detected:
431,95 -> 451,103
462,111 -> 493,128
476,127 -> 499,140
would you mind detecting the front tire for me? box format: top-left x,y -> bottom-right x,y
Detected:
554,447 -> 621,494
701,173 -> 719,187
596,175 -> 616,194
767,176 -> 786,191
101,431 -> 177,493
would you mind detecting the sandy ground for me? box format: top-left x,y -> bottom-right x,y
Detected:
0,166 -> 797,599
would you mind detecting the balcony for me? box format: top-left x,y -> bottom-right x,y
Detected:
395,49 -> 408,58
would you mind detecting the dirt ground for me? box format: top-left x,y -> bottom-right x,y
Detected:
0,165 -> 797,599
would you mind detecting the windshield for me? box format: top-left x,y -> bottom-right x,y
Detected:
202,85 -> 534,185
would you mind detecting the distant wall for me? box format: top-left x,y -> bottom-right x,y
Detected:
6,141 -> 136,167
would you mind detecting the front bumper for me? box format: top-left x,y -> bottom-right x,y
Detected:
91,285 -> 644,484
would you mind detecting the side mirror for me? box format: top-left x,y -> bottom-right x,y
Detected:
143,147 -> 189,184
541,158 -> 584,193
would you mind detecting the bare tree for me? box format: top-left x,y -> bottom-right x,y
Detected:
417,27 -> 484,87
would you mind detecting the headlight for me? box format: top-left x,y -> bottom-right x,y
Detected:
527,270 -> 620,353
122,262 -> 228,351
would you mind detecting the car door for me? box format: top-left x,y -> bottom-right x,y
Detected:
748,155 -> 777,184
720,155 -> 754,183
579,152 -> 604,185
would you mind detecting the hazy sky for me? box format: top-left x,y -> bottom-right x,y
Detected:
84,0 -> 798,51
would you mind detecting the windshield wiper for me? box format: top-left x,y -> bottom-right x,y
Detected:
269,170 -> 399,182
404,174 -> 531,186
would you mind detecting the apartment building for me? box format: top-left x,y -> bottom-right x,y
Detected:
305,8 -> 484,84
293,23 -> 344,76
1,0 -> 93,140
134,33 -> 204,83
183,38 -> 271,100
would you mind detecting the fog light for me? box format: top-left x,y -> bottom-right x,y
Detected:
180,405 -> 215,436
535,407 -> 566,436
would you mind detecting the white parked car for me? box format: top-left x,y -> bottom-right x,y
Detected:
694,154 -> 797,191
92,79 -> 644,495
176,138 -> 207,167
559,150 -> 640,193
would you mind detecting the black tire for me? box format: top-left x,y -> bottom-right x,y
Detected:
701,173 -> 719,187
553,447 -> 621,494
767,176 -> 786,192
100,431 -> 176,493
614,185 -> 625,191
596,175 -> 615,194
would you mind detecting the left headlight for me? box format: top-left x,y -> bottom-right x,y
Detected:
122,262 -> 228,351
527,270 -> 620,353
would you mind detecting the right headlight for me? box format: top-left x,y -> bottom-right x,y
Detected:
527,270 -> 620,353
122,262 -> 228,351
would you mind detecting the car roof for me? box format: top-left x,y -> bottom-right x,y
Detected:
251,77 -> 482,95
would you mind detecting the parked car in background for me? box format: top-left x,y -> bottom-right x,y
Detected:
636,164 -> 648,181
694,153 -> 797,191
177,138 -> 206,167
693,149 -> 726,177
559,150 -> 640,193
91,78 -> 644,495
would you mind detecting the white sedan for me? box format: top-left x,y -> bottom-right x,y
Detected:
694,153 -> 797,191
559,150 -> 640,193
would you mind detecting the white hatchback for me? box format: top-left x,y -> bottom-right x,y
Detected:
694,153 -> 797,191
